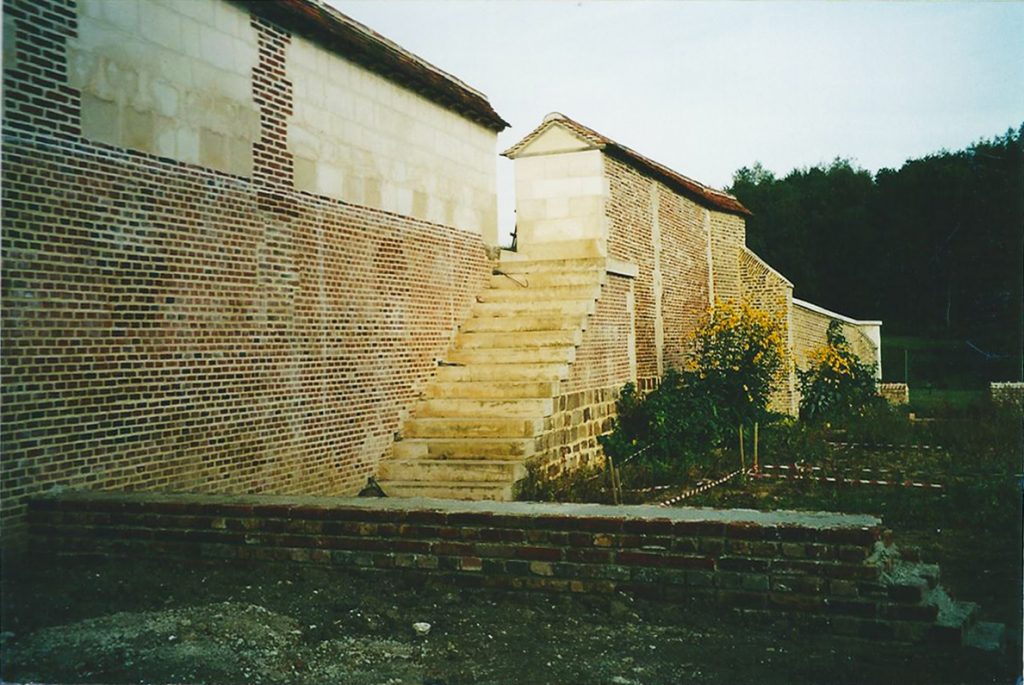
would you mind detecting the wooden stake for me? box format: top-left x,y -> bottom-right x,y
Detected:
739,423 -> 746,480
607,455 -> 621,505
753,422 -> 760,473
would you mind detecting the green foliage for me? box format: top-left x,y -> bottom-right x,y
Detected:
599,302 -> 785,475
798,321 -> 879,423
515,464 -> 614,504
686,300 -> 786,427
598,370 -> 725,481
729,125 -> 1024,385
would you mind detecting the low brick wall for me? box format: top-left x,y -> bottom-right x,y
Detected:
879,383 -> 910,405
26,493 -> 963,644
990,382 -> 1024,411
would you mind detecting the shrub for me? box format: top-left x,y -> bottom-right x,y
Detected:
598,370 -> 724,481
798,320 -> 879,423
686,300 -> 787,427
599,300 -> 786,476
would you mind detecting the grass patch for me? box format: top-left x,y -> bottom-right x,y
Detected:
908,387 -> 987,413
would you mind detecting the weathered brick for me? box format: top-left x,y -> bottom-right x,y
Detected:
768,592 -> 824,613
824,598 -> 877,618
879,603 -> 938,622
514,546 -> 562,562
817,527 -> 881,547
725,522 -> 765,540
433,541 -> 476,556
718,590 -> 766,610
718,556 -> 770,573
565,548 -> 612,564
459,556 -> 483,572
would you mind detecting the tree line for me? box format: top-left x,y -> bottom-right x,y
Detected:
728,124 -> 1023,383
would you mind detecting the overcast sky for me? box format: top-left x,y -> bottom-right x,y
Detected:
335,1 -> 1024,242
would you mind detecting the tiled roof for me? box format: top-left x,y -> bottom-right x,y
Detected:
241,0 -> 509,132
503,113 -> 750,217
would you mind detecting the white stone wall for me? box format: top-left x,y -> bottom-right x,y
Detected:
287,34 -> 497,238
513,144 -> 607,256
69,0 -> 261,176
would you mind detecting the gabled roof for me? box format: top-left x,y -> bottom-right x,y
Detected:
502,113 -> 750,217
240,0 -> 509,132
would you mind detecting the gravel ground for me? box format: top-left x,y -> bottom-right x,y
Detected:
1,554 -> 1017,685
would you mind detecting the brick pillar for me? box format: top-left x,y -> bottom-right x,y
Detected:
2,0 -> 80,140
250,17 -> 294,190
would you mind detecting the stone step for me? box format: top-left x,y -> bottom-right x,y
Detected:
403,416 -> 545,439
461,314 -> 586,333
378,458 -> 527,483
416,397 -> 554,418
456,329 -> 582,349
476,284 -> 600,303
423,381 -> 560,400
489,270 -> 605,289
447,346 -> 575,365
397,437 -> 538,459
435,363 -> 568,382
377,481 -> 515,501
516,238 -> 605,261
497,256 -> 607,274
472,300 -> 595,318
392,441 -> 429,459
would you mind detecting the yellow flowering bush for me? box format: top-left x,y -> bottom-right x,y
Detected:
798,320 -> 878,422
599,300 -> 785,477
686,299 -> 786,425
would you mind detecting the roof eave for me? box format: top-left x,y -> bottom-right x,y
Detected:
604,145 -> 752,217
238,0 -> 510,132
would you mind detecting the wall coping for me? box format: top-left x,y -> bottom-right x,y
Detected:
792,298 -> 883,327
35,492 -> 881,530
741,247 -> 794,288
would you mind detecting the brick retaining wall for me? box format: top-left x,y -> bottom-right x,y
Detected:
879,383 -> 910,405
990,382 -> 1024,411
27,493 -> 964,644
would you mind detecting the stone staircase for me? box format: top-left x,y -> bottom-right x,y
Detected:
377,253 -> 607,500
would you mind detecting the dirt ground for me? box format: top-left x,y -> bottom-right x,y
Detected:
1,553 -> 1018,685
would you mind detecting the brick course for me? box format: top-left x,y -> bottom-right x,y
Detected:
25,493 -> 959,644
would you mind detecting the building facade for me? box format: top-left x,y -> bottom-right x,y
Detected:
1,0 -> 507,532
1,0 -> 882,527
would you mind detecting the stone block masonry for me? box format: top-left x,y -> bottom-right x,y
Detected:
27,493 -> 981,646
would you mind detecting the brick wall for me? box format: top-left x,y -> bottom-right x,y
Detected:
741,248 -> 796,414
657,181 -> 711,371
879,383 -> 910,406
25,492 -> 966,644
708,211 -> 745,303
1,0 -> 494,534
605,156 -> 658,387
604,157 -> 711,388
989,382 -> 1024,411
792,304 -> 879,375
